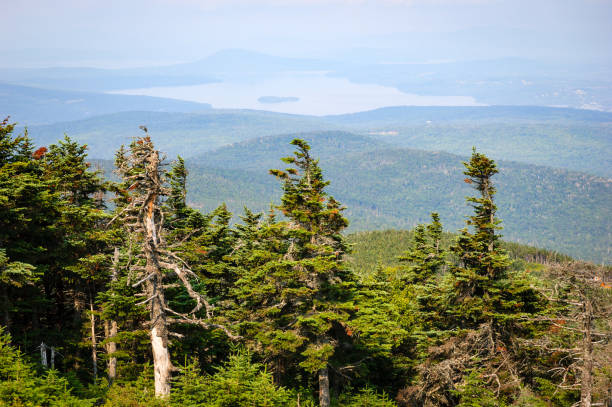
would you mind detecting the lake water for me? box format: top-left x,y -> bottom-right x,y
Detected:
112,71 -> 483,116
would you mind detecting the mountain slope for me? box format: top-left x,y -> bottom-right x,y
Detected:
345,229 -> 573,277
23,105 -> 612,176
324,106 -> 612,177
0,83 -> 211,125
0,67 -> 217,93
0,49 -> 330,92
184,132 -> 612,263
325,105 -> 612,124
26,110 -> 338,158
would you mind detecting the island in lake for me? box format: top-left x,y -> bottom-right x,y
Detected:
258,96 -> 300,104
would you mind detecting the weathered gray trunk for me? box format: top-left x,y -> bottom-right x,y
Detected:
143,167 -> 172,398
40,342 -> 48,368
90,297 -> 98,381
147,265 -> 171,397
319,366 -> 330,407
104,320 -> 117,383
580,300 -> 593,407
104,247 -> 120,384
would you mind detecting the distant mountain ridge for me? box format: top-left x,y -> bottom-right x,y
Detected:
183,131 -> 612,264
324,106 -> 612,177
4,48 -> 610,110
23,105 -> 612,177
25,109 -> 338,157
0,49 -> 330,92
326,105 -> 612,124
0,83 -> 211,125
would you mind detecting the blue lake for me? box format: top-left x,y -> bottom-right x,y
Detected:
112,71 -> 483,116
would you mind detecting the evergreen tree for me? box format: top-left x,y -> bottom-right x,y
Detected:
0,327 -> 94,406
399,149 -> 545,406
398,212 -> 445,285
42,136 -> 112,382
0,121 -> 110,380
235,139 -> 356,406
171,351 -> 293,407
445,148 -> 537,330
271,139 -> 355,407
0,118 -> 58,340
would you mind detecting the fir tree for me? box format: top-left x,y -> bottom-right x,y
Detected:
40,136 -> 112,382
400,149 -> 545,406
398,212 -> 445,284
445,148 -> 535,330
236,139 -> 356,407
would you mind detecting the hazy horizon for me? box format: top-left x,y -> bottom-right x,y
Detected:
3,0 -> 611,69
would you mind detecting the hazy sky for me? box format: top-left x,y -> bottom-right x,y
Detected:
3,0 -> 611,67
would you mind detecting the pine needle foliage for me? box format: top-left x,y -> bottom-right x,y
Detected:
445,148 -> 541,330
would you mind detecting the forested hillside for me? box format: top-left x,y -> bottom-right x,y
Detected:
23,105 -> 612,176
27,110 -> 338,158
345,229 -> 573,276
182,132 -> 611,263
0,83 -> 212,125
1,119 -> 611,406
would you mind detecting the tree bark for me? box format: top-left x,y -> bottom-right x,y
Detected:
104,320 -> 117,384
104,247 -> 120,385
40,342 -> 48,368
143,159 -> 172,398
319,366 -> 330,407
90,296 -> 98,381
581,300 -> 593,407
147,265 -> 171,397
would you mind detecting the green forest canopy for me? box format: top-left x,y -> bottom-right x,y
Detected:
0,120 -> 610,406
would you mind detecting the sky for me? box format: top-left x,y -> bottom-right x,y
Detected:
2,0 -> 611,67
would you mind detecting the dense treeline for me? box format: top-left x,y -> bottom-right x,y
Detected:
0,118 -> 611,406
185,132 -> 612,264
346,230 -> 573,277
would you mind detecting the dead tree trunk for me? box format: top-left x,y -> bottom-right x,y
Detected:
538,262 -> 612,407
104,247 -> 120,385
319,366 -> 330,407
40,342 -> 48,368
580,299 -> 594,407
139,145 -> 173,397
144,247 -> 172,397
89,296 -> 98,381
103,320 -> 117,383
112,134 -> 238,398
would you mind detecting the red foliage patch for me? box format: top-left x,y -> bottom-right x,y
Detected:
32,146 -> 48,160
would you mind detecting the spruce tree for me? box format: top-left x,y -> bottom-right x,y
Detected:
0,118 -> 57,340
42,136 -> 112,381
271,139 -> 354,407
446,148 -> 528,330
235,139 -> 355,407
401,149 -> 545,406
398,212 -> 445,285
